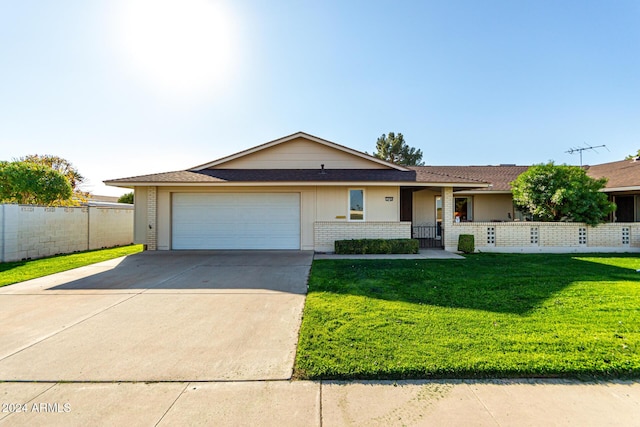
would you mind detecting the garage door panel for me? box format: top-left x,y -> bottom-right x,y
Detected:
172,193 -> 300,250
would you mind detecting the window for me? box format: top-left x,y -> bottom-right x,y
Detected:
435,196 -> 442,222
454,197 -> 473,221
349,189 -> 364,221
435,196 -> 442,238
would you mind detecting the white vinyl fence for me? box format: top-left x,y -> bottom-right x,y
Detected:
0,204 -> 134,262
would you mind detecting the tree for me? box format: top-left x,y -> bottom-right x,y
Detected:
625,150 -> 640,160
373,132 -> 424,166
511,162 -> 615,226
0,161 -> 73,205
18,154 -> 89,202
118,192 -> 134,204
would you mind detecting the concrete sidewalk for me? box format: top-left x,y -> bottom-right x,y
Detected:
1,379 -> 638,426
314,249 -> 464,260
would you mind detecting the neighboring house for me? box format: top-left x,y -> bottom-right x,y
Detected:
584,159 -> 640,222
105,132 -> 640,253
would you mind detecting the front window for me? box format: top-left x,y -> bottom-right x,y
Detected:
455,197 -> 473,222
349,189 -> 364,221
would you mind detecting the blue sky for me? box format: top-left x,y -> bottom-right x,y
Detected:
1,0 -> 638,196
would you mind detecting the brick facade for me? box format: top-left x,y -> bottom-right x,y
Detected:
314,221 -> 412,252
146,186 -> 157,250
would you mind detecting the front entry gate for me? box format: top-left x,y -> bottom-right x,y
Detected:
412,224 -> 443,249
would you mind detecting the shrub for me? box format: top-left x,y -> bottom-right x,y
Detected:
118,192 -> 134,204
458,234 -> 475,253
334,239 -> 419,254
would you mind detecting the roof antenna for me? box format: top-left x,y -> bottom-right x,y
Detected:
565,143 -> 608,166
320,164 -> 326,174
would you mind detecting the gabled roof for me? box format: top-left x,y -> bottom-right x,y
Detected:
585,159 -> 640,191
190,131 -> 409,171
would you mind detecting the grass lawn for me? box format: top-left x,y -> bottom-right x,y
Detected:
294,253 -> 640,380
0,245 -> 143,287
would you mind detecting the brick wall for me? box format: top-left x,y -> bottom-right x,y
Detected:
0,204 -> 134,262
146,187 -> 157,250
445,221 -> 640,253
314,221 -> 411,252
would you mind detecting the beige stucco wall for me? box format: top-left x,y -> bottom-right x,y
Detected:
155,186 -> 317,251
151,185 -> 401,251
413,192 -> 515,224
471,194 -> 514,222
316,186 -> 399,222
216,137 -> 388,169
413,189 -> 439,224
133,186 -> 148,244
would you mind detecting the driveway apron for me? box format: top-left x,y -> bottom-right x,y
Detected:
0,251 -> 313,382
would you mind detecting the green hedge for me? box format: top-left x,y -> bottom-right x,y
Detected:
334,239 -> 419,254
458,234 -> 475,253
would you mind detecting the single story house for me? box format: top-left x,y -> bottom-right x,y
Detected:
105,132 -> 640,253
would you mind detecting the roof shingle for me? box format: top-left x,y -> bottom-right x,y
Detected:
409,165 -> 529,191
585,159 -> 640,189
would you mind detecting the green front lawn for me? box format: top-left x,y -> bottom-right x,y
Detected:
295,253 -> 640,379
0,245 -> 143,287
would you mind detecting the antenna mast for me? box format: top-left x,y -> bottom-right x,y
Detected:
565,144 -> 607,166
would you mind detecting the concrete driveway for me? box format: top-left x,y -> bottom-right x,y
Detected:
0,250 -> 313,382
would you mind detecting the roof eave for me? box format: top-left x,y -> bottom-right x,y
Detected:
104,180 -> 490,188
602,186 -> 640,193
454,189 -> 513,195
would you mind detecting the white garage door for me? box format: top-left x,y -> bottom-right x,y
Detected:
172,193 -> 300,250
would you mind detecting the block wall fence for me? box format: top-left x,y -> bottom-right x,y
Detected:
444,221 -> 640,253
0,204 -> 134,262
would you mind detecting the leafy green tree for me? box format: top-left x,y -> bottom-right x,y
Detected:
625,149 -> 640,160
118,192 -> 134,204
18,154 -> 89,202
511,162 -> 615,226
0,161 -> 73,205
373,132 -> 424,166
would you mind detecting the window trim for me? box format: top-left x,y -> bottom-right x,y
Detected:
348,188 -> 365,221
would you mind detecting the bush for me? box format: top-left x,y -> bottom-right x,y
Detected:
334,239 -> 419,254
458,234 -> 475,253
118,192 -> 134,204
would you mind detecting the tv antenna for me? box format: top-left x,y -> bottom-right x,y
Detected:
565,144 -> 608,166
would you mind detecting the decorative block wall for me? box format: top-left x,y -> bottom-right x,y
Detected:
445,221 -> 640,253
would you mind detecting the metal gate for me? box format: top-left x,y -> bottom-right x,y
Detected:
412,224 -> 443,249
